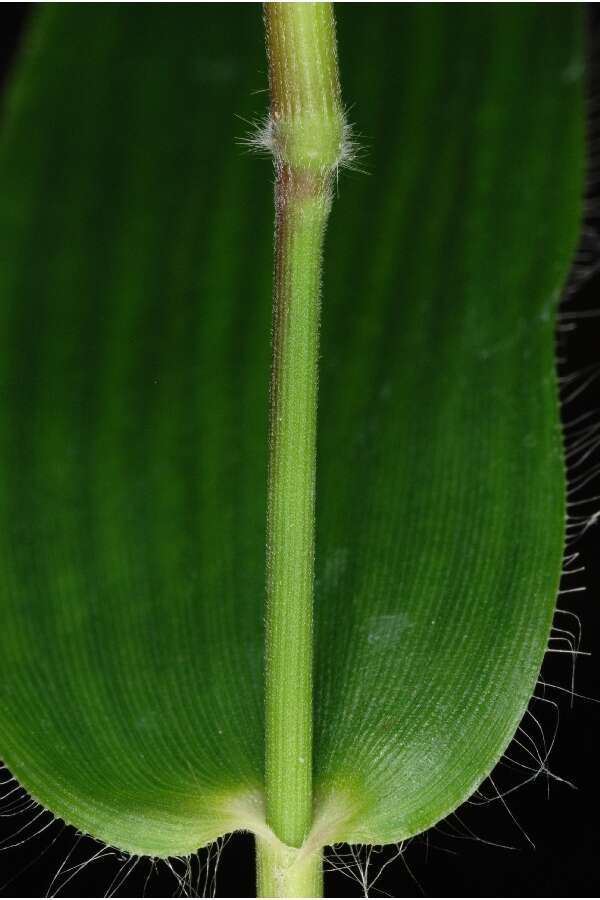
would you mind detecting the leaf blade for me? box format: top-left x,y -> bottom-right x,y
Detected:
315,4 -> 583,841
0,4 -> 584,858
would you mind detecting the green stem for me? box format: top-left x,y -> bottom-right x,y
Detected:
265,175 -> 328,852
262,0 -> 345,881
256,835 -> 323,898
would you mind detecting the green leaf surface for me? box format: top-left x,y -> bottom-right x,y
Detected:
0,4 -> 583,858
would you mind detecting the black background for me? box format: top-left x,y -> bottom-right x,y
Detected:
1,5 -> 599,898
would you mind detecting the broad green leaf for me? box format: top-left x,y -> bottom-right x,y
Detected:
0,2 -> 583,861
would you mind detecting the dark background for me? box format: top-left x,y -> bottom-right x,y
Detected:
1,5 -> 599,898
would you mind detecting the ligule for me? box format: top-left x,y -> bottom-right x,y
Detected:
264,2 -> 346,174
